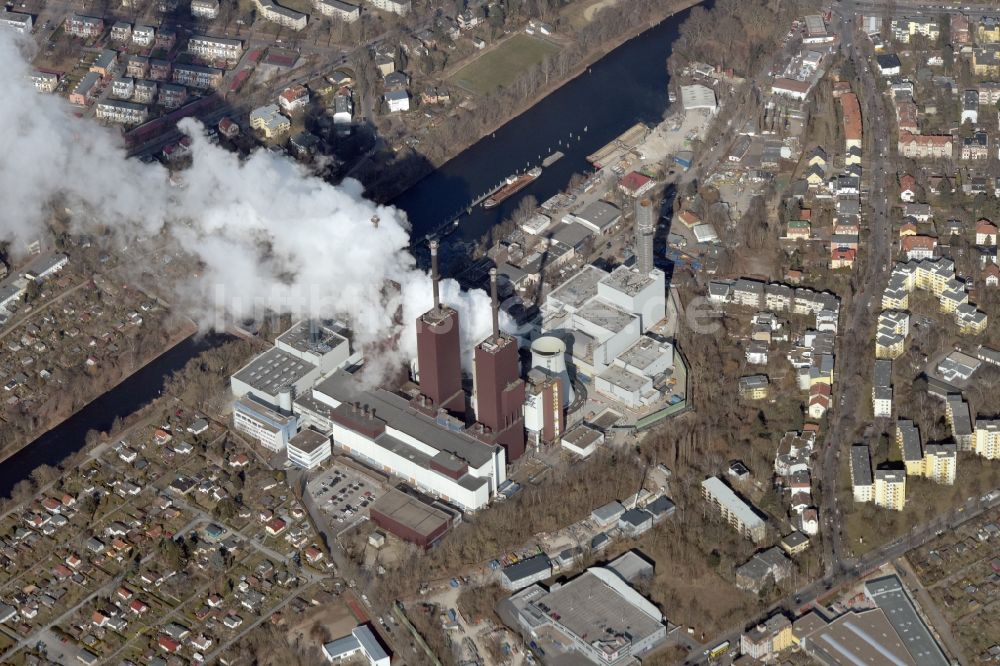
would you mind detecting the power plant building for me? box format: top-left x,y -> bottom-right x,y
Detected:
541,262 -> 667,382
232,395 -> 297,452
286,428 -> 331,469
299,369 -> 506,511
523,368 -> 564,448
472,269 -> 526,460
415,241 -> 465,415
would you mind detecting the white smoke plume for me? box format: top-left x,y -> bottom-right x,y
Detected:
0,30 -> 499,378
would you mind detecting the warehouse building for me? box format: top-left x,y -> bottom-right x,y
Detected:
506,566 -> 667,664
864,575 -> 949,666
368,488 -> 452,549
501,554 -> 552,591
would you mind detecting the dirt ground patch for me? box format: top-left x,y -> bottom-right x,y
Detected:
285,597 -> 358,645
563,0 -> 622,29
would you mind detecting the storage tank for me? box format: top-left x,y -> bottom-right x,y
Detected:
530,336 -> 574,406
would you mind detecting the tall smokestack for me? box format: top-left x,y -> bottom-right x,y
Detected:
635,197 -> 655,276
489,268 -> 500,343
430,240 -> 441,310
371,214 -> 380,229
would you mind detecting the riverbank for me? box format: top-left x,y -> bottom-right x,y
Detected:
373,0 -> 703,203
0,321 -> 198,465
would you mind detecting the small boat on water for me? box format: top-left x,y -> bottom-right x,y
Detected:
483,167 -> 542,208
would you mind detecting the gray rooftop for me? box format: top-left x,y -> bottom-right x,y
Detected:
323,635 -> 359,659
592,500 -> 625,523
353,625 -> 389,662
547,264 -> 608,311
801,608 -> 916,665
503,554 -> 552,583
547,221 -> 593,249
947,395 -> 973,436
600,265 -> 655,297
573,200 -> 621,231
701,477 -> 765,530
897,420 -> 922,463
563,424 -> 603,450
288,428 -> 328,454
575,299 -> 636,334
232,347 -> 316,396
851,445 -> 873,486
521,567 -> 663,647
617,336 -> 670,373
874,359 -> 892,388
276,320 -> 348,356
314,370 -> 499,469
606,550 -> 654,583
620,507 -> 652,527
597,365 -> 647,392
864,575 -> 949,666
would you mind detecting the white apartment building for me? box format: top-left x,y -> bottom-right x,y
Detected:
315,0 -> 360,21
190,0 -> 220,18
188,35 -> 244,62
95,100 -> 149,125
368,0 -> 410,14
974,419 -> 1000,460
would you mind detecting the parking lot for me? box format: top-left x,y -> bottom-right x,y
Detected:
307,464 -> 384,535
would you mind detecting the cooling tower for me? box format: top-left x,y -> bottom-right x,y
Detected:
530,336 -> 574,406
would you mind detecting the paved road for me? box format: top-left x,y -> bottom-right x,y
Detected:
817,0 -> 895,581
684,492 -> 1000,664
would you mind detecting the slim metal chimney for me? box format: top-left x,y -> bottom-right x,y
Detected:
430,240 -> 441,310
489,267 -> 500,343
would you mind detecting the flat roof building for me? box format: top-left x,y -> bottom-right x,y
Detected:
701,476 -> 766,542
798,608 -> 917,665
286,428 -> 330,469
231,347 -> 320,410
368,488 -> 452,549
564,200 -> 621,235
864,575 -> 949,666
305,370 -> 504,512
501,554 -> 552,591
506,566 -> 666,664
322,625 -> 390,666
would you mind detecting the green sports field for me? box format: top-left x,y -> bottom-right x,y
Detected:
450,34 -> 561,95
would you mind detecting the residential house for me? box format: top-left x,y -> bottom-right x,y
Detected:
735,548 -> 792,592
278,84 -> 310,112
65,15 -> 104,38
385,89 -> 410,113
132,25 -> 155,47
190,0 -> 220,18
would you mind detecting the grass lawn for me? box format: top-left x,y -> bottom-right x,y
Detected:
449,34 -> 561,96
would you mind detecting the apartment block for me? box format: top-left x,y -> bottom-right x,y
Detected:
874,470 -> 906,511
921,443 -> 957,485
850,445 -> 873,503
896,420 -> 923,476
701,476 -> 766,542
974,419 -> 1000,460
873,359 -> 892,418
